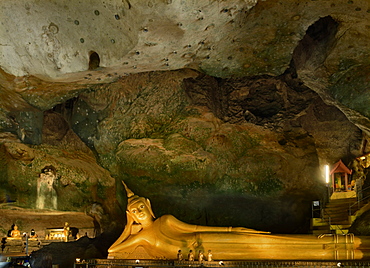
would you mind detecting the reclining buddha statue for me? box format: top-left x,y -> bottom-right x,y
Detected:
108,182 -> 369,261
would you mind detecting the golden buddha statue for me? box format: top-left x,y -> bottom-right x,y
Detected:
63,222 -> 70,242
207,250 -> 212,261
9,225 -> 21,239
198,250 -> 204,262
108,182 -> 370,261
177,250 -> 183,261
188,250 -> 194,261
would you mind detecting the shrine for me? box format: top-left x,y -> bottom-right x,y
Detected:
330,160 -> 353,194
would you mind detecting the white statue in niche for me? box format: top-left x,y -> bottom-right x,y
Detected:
36,165 -> 57,210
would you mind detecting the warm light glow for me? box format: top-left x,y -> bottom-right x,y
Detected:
325,164 -> 330,184
219,261 -> 224,266
76,258 -> 81,263
135,260 -> 140,264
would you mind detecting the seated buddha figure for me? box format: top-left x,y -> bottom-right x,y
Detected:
29,229 -> 38,240
9,225 -> 22,239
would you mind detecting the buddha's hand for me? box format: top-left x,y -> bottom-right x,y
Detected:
131,224 -> 143,234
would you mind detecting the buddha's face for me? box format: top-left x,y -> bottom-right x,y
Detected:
129,200 -> 154,225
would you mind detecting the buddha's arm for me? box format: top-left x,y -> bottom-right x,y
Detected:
166,215 -> 270,234
196,225 -> 270,234
109,226 -> 132,251
109,236 -> 142,253
109,232 -> 154,253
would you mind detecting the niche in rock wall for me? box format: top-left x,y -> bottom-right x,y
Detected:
36,165 -> 57,210
292,16 -> 339,71
9,110 -> 43,145
88,51 -> 100,70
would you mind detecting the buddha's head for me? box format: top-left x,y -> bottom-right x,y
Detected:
123,181 -> 155,226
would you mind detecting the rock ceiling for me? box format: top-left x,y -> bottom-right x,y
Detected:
0,0 -> 369,130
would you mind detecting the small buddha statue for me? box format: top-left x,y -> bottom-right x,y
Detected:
30,229 -> 38,240
207,250 -> 213,261
177,250 -> 183,261
63,222 -> 70,242
198,251 -> 204,262
188,250 -> 194,261
10,225 -> 21,239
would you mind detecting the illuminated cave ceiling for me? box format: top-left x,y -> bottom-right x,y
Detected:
0,0 -> 370,233
0,0 -> 369,128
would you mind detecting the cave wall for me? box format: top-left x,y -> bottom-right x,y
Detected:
0,68 -> 366,233
0,113 -> 116,216
32,69 -> 360,232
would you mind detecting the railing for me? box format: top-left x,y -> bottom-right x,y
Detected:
320,209 -> 345,235
348,185 -> 370,216
74,259 -> 370,268
314,184 -> 370,234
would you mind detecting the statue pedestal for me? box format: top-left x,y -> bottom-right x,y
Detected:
108,246 -> 152,260
3,238 -> 24,253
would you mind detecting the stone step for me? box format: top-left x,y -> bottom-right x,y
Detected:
330,225 -> 351,235
322,211 -> 348,218
326,200 -> 352,204
313,225 -> 331,231
327,197 -> 356,204
323,198 -> 357,217
323,219 -> 349,225
323,221 -> 350,227
323,211 -> 349,217
323,215 -> 349,221
312,224 -> 350,233
311,197 -> 360,234
325,206 -> 351,211
326,201 -> 353,206
325,203 -> 350,208
324,210 -> 351,215
314,216 -> 350,225
323,213 -> 349,220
